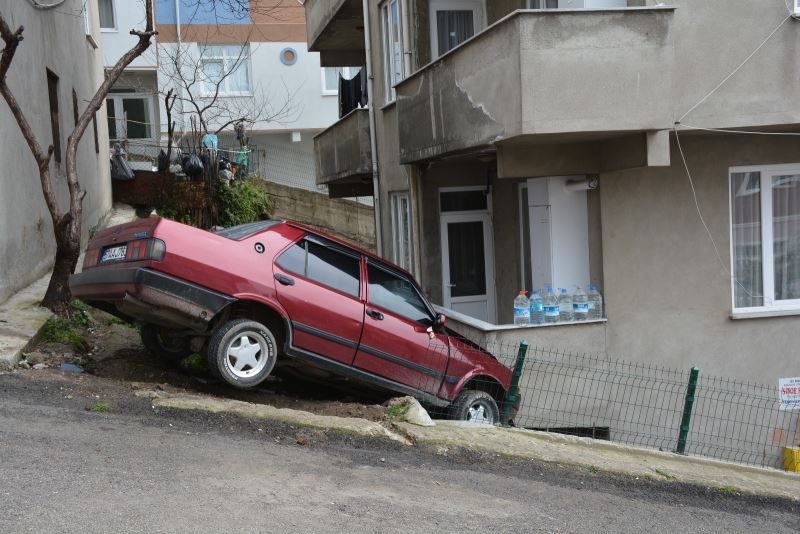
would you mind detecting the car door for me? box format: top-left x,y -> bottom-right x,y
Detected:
353,260 -> 450,396
272,235 -> 365,365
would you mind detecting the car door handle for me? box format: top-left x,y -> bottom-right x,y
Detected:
366,309 -> 384,321
274,273 -> 295,286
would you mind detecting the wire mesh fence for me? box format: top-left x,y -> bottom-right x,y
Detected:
409,336 -> 797,470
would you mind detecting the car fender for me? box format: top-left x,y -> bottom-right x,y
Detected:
441,367 -> 510,403
227,293 -> 293,344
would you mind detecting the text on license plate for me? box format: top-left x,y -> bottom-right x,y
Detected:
101,245 -> 127,263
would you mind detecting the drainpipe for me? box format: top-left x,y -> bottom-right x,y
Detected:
173,0 -> 184,137
362,0 -> 383,256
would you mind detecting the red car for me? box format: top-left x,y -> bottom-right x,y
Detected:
69,218 -> 514,424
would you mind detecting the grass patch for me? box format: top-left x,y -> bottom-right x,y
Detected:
588,465 -> 600,474
716,485 -> 740,496
108,316 -> 134,328
91,403 -> 112,413
654,469 -> 675,480
181,353 -> 209,373
41,317 -> 88,350
385,403 -> 410,419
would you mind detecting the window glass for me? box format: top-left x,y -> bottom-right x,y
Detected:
275,241 -> 306,275
435,10 -> 474,55
382,0 -> 404,102
106,98 -> 117,140
122,98 -> 151,139
368,264 -> 430,324
390,192 -> 413,270
200,45 -> 251,95
772,174 -> 800,301
440,189 -> 487,212
99,0 -> 115,29
307,242 -> 360,298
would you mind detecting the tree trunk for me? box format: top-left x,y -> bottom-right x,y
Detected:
40,217 -> 81,315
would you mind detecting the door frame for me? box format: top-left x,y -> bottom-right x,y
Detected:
439,186 -> 497,323
429,0 -> 487,58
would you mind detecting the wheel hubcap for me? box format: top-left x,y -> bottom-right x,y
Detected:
467,401 -> 494,425
225,332 -> 270,378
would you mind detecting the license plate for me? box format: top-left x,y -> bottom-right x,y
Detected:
100,245 -> 127,263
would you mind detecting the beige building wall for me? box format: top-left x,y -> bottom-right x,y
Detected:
0,0 -> 111,303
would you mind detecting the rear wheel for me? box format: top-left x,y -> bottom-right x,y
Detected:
448,390 -> 500,425
140,324 -> 192,364
207,319 -> 277,389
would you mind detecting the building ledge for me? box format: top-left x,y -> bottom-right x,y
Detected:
730,308 -> 800,320
435,305 -> 607,333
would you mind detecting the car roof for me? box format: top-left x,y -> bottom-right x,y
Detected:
280,220 -> 414,278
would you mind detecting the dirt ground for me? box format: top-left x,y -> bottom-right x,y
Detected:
21,308 -> 389,422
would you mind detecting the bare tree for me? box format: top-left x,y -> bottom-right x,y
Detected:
0,1 -> 158,315
158,38 -> 299,138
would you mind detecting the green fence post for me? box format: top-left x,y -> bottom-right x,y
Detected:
676,366 -> 700,455
500,341 -> 529,426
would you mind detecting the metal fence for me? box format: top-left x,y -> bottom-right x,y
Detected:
419,338 -> 797,470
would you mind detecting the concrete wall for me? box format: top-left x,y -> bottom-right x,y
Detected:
100,0 -> 159,68
314,108 -> 372,188
0,0 -> 111,303
265,181 -> 375,252
601,132 -> 800,384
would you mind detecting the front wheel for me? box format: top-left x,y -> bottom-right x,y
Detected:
448,390 -> 500,425
207,319 -> 277,389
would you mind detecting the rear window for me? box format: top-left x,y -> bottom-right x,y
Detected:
214,220 -> 281,240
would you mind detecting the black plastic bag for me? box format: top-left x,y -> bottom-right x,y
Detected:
183,152 -> 204,178
110,145 -> 134,181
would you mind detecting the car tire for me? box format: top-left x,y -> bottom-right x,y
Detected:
448,390 -> 500,426
207,319 -> 277,389
140,323 -> 192,364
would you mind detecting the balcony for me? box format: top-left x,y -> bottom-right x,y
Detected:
314,108 -> 373,198
303,0 -> 365,67
395,7 -> 676,169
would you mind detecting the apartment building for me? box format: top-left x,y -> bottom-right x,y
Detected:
0,0 -> 111,302
305,0 -> 800,385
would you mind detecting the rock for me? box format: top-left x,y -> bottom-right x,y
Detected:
32,363 -> 47,370
18,360 -> 31,369
387,396 -> 436,427
24,352 -> 47,365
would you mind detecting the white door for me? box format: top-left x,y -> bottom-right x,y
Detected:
440,210 -> 496,323
429,0 -> 486,58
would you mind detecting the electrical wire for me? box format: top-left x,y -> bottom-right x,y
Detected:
678,14 -> 791,122
673,127 -> 761,300
677,123 -> 800,136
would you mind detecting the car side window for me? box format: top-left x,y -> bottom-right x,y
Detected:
367,263 -> 431,324
276,238 -> 360,298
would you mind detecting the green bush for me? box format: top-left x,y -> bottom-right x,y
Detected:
217,177 -> 272,227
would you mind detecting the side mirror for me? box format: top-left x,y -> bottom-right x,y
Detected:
436,313 -> 446,329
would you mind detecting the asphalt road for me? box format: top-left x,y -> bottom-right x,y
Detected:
0,372 -> 797,534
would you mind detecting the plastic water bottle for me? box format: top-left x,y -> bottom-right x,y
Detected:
558,288 -> 573,322
529,289 -> 544,325
543,287 -> 560,324
572,286 -> 589,321
588,284 -> 603,320
513,290 -> 530,326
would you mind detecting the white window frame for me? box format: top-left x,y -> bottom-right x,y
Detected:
98,0 -> 117,32
390,191 -> 414,271
199,44 -> 252,97
729,163 -> 800,315
321,67 -> 360,96
429,0 -> 486,59
381,0 -> 405,103
526,0 -> 559,8
106,93 -> 154,141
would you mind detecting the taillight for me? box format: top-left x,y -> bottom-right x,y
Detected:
83,248 -> 100,269
125,238 -> 166,262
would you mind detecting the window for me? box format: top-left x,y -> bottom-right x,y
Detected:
275,238 -> 361,298
72,89 -> 80,127
390,192 -> 413,271
98,0 -> 116,31
106,93 -> 153,140
199,45 -> 251,95
730,165 -> 800,312
429,0 -> 485,58
321,67 -> 361,95
367,263 -> 431,324
92,113 -> 100,154
381,0 -> 405,102
440,189 -> 488,212
46,70 -> 61,164
527,0 -> 558,8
